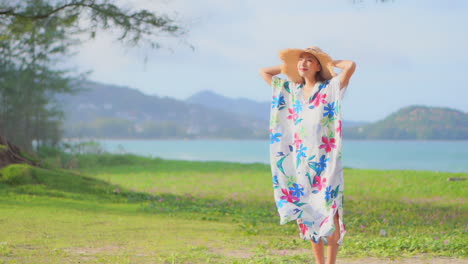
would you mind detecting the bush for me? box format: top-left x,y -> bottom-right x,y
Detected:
0,164 -> 38,185
35,145 -> 64,158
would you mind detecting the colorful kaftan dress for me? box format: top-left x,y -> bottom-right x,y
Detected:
269,74 -> 348,245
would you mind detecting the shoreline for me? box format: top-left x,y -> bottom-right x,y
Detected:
61,152 -> 468,174
55,139 -> 468,173
61,137 -> 468,142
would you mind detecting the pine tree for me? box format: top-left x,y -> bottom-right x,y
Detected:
0,0 -> 186,164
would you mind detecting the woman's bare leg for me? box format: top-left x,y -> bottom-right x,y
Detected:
311,239 -> 325,264
326,211 -> 341,264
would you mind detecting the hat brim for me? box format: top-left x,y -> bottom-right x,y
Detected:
279,48 -> 336,83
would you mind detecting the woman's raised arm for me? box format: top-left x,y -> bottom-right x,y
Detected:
259,65 -> 282,85
332,60 -> 356,89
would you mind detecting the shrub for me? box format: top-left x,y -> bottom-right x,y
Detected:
0,164 -> 38,185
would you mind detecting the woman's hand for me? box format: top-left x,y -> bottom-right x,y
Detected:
331,60 -> 356,89
259,65 -> 282,85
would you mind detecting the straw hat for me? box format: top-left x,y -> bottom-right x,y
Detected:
278,46 -> 337,83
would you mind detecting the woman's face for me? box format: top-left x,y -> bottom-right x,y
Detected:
297,52 -> 321,79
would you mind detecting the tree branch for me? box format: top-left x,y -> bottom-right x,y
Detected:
0,3 -> 83,20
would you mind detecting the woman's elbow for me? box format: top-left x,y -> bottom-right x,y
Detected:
259,67 -> 270,76
259,68 -> 272,80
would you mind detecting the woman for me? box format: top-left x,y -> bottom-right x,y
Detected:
259,46 -> 356,264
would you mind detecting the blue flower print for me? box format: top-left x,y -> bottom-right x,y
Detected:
273,175 -> 279,189
308,155 -> 330,176
325,186 -> 332,202
323,102 -> 336,118
296,143 -> 308,168
296,144 -> 308,159
272,94 -> 286,110
270,131 -> 282,144
293,100 -> 303,114
319,80 -> 330,89
318,155 -> 330,171
289,183 -> 304,198
276,199 -> 287,208
325,185 -> 340,202
293,208 -> 302,215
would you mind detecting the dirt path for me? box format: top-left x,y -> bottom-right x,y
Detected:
57,245 -> 468,263
337,256 -> 467,264
214,247 -> 466,263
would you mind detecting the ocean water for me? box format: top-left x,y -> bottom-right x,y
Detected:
94,139 -> 468,173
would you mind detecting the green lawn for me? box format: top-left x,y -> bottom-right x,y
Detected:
0,154 -> 466,263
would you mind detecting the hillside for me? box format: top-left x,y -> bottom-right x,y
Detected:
57,81 -> 268,139
344,105 -> 468,140
57,81 -> 465,140
185,90 -> 270,121
186,90 -> 367,127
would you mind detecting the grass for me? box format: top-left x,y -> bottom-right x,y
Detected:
0,152 -> 467,263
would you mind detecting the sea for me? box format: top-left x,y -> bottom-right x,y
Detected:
85,139 -> 468,173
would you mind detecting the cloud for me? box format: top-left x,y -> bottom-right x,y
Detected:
69,0 -> 468,122
78,0 -> 468,70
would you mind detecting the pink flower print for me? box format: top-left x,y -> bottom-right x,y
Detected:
287,108 -> 298,122
280,188 -> 299,203
312,175 -> 327,191
332,201 -> 337,209
336,120 -> 342,137
319,136 -> 336,153
299,222 -> 309,235
310,93 -> 327,107
293,133 -> 303,149
319,216 -> 329,227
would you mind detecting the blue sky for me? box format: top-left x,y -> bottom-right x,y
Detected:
71,0 -> 468,122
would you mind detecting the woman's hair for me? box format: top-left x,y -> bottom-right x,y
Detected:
315,70 -> 326,82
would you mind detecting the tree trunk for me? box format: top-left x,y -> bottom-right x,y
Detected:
0,133 -> 36,168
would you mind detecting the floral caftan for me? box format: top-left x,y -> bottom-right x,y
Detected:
269,74 -> 348,245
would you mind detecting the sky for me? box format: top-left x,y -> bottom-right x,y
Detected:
70,0 -> 468,122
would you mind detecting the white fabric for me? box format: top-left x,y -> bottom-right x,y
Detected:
269,74 -> 347,245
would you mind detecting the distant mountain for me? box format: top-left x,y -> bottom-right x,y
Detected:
57,82 -> 464,140
344,105 -> 468,140
57,81 -> 268,139
186,90 -> 367,127
186,90 -> 270,121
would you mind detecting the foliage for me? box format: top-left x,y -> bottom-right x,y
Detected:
0,0 -> 187,151
35,142 -> 161,169
0,0 -> 186,49
344,105 -> 468,140
0,163 -> 37,185
0,0 -> 80,150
